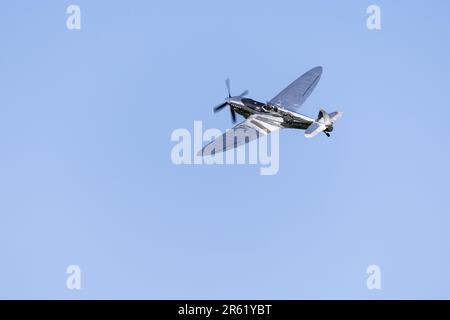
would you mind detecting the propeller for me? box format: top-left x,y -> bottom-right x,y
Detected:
213,79 -> 248,124
226,78 -> 231,98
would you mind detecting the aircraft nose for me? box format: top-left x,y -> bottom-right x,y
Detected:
227,97 -> 241,105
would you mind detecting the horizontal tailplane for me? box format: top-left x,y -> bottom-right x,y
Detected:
305,110 -> 343,138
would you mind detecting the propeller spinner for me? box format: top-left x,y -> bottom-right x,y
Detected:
213,79 -> 248,124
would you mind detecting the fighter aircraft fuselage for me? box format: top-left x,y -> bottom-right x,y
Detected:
228,97 -> 315,130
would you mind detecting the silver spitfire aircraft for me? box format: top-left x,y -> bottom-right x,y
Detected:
199,66 -> 342,156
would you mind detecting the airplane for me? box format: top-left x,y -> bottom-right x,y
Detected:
198,66 -> 342,156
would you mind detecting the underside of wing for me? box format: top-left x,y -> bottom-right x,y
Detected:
270,66 -> 322,112
199,115 -> 281,156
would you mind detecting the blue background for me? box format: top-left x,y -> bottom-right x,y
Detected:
1,0 -> 450,299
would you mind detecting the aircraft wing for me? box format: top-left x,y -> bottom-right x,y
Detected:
269,66 -> 322,112
199,114 -> 281,156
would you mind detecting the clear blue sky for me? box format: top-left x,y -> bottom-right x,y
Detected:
1,0 -> 450,299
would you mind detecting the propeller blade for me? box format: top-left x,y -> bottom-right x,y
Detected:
239,89 -> 249,97
230,108 -> 237,123
324,131 -> 331,137
225,78 -> 231,98
213,102 -> 227,113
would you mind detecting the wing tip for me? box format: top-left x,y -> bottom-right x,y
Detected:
312,66 -> 323,74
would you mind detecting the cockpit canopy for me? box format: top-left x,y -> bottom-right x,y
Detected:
242,98 -> 265,109
241,98 -> 279,112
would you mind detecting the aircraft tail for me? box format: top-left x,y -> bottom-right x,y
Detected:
305,109 -> 343,138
